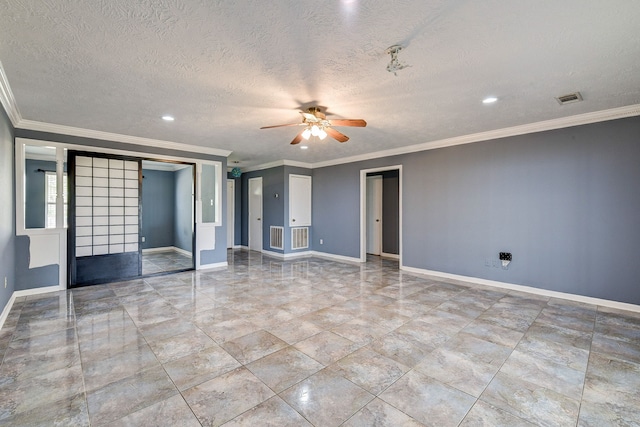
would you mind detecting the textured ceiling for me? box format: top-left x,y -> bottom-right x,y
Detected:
2,0 -> 640,168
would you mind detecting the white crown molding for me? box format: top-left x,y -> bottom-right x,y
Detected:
310,104 -> 640,169
242,159 -> 313,173
401,265 -> 640,313
16,119 -> 232,158
0,61 -> 22,126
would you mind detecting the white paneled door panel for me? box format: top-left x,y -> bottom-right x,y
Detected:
74,156 -> 139,258
289,174 -> 312,227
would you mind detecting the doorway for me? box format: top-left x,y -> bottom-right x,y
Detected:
140,160 -> 195,275
360,166 -> 402,264
248,177 -> 263,252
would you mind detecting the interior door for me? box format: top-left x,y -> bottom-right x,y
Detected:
366,175 -> 382,255
248,177 -> 262,252
227,179 -> 234,249
68,152 -> 141,286
289,174 -> 312,226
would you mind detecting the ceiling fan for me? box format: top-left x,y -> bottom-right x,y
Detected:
260,107 -> 367,145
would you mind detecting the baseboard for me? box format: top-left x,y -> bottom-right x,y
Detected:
142,246 -> 192,257
172,246 -> 192,257
261,249 -> 313,260
0,293 -> 17,331
310,251 -> 362,264
381,252 -> 400,260
197,261 -> 228,270
400,265 -> 640,313
0,285 -> 64,330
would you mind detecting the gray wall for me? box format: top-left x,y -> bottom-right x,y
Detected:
141,169 -> 176,249
15,236 -> 59,291
313,162 -> 363,257
174,166 -> 193,252
313,116 -> 640,305
240,166 -> 313,253
241,166 -> 285,252
382,170 -> 399,255
0,105 -> 15,316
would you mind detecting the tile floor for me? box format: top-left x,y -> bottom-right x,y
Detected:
1,250 -> 639,426
142,249 -> 193,275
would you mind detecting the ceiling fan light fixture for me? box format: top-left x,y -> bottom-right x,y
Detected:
301,128 -> 312,140
311,125 -> 320,136
318,128 -> 327,140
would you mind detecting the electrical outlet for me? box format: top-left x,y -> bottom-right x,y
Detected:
142,236 -> 146,242
320,239 -> 323,245
499,252 -> 512,261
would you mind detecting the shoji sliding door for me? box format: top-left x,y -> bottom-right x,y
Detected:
68,152 -> 141,286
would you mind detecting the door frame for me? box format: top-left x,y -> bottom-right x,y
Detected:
141,159 -> 197,274
360,165 -> 402,264
248,177 -> 263,252
366,175 -> 383,255
227,179 -> 235,249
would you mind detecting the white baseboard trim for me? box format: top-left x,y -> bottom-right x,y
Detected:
143,246 -> 192,257
173,246 -> 192,257
0,293 -> 17,331
261,249 -> 313,260
15,285 -> 63,297
381,252 -> 400,260
0,285 -> 64,330
197,261 -> 228,271
400,265 -> 640,313
310,251 -> 362,264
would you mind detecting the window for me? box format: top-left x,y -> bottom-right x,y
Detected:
45,171 -> 68,228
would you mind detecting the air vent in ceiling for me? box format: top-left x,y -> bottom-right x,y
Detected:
555,92 -> 583,105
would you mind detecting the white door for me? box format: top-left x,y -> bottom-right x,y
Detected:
248,177 -> 263,251
289,174 -> 312,226
366,175 -> 382,255
227,180 -> 234,249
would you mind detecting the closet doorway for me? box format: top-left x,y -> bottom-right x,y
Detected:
141,160 -> 195,275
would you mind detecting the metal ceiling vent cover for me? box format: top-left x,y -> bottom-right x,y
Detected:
555,92 -> 583,105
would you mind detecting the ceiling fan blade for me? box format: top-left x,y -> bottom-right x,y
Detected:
329,119 -> 367,127
290,132 -> 304,145
260,123 -> 303,129
325,127 -> 349,143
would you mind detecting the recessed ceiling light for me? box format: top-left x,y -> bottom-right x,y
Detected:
300,145 -> 308,150
482,97 -> 498,104
162,115 -> 175,121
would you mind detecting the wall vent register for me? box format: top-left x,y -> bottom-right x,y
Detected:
270,226 -> 284,250
292,227 -> 309,250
